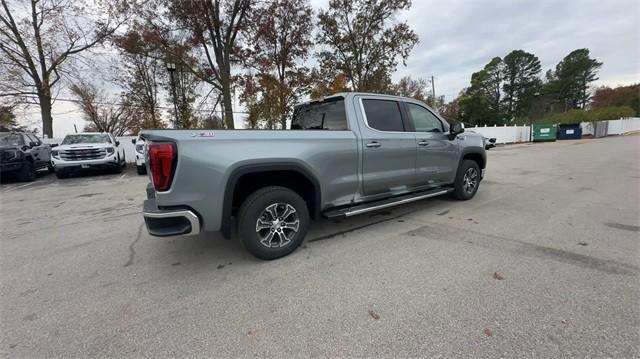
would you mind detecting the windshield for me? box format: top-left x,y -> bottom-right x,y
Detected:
62,134 -> 110,145
0,133 -> 24,146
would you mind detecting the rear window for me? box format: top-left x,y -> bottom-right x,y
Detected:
362,99 -> 404,132
291,98 -> 348,130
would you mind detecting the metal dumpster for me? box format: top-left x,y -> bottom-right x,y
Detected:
533,123 -> 557,142
557,123 -> 582,140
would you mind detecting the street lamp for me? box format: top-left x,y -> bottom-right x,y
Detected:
166,62 -> 180,128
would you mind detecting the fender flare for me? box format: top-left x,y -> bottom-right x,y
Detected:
220,162 -> 322,239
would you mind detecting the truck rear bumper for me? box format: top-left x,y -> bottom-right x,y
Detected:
143,198 -> 201,237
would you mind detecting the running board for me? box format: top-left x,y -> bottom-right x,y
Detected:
324,187 -> 452,219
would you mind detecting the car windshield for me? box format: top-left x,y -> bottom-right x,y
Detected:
62,134 -> 110,145
0,133 -> 24,146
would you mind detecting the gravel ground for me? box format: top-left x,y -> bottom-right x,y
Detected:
1,135 -> 638,358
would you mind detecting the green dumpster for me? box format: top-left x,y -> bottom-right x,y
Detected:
533,123 -> 557,142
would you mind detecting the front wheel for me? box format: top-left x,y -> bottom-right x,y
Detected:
238,186 -> 310,260
452,160 -> 481,200
18,161 -> 36,182
136,165 -> 146,175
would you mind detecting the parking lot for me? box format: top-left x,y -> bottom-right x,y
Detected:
0,135 -> 638,358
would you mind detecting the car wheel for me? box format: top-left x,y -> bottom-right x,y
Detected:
48,164 -> 55,173
18,161 -> 36,182
452,159 -> 481,200
55,170 -> 68,179
238,186 -> 310,260
136,165 -> 146,175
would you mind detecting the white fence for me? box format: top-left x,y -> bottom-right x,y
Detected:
466,117 -> 640,144
466,124 -> 531,144
40,117 -> 640,156
42,135 -> 138,163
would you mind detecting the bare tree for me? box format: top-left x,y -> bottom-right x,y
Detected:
114,29 -> 165,129
166,0 -> 253,129
240,0 -> 314,129
70,81 -> 140,136
0,0 -> 124,137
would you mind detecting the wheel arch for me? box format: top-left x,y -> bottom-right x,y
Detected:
220,162 -> 322,239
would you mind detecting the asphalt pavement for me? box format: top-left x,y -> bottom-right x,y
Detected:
0,135 -> 638,358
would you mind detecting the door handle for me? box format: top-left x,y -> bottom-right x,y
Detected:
418,140 -> 429,146
365,141 -> 381,148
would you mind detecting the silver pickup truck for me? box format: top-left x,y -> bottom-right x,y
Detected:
141,92 -> 486,259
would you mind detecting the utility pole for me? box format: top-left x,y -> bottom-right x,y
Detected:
431,75 -> 436,107
166,62 -> 180,128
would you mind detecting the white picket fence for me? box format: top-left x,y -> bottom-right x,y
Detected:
466,117 -> 640,144
40,117 -> 640,156
466,124 -> 531,144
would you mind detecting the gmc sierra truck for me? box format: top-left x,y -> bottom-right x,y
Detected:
141,93 -> 486,259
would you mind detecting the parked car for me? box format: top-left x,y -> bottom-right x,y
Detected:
131,136 -> 147,175
0,131 -> 53,181
51,132 -> 126,179
141,93 -> 487,259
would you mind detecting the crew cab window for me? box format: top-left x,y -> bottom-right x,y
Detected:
291,98 -> 348,130
406,103 -> 443,132
362,99 -> 404,132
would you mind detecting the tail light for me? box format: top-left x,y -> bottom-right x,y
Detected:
148,142 -> 176,192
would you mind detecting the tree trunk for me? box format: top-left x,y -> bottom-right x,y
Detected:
221,79 -> 234,129
39,94 -> 53,138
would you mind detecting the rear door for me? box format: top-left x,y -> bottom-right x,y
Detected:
357,96 -> 417,199
404,102 -> 458,186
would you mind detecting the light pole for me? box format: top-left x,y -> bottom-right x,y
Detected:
166,62 -> 180,128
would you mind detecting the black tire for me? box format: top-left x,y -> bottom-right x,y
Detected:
237,186 -> 310,260
452,159 -> 481,200
136,165 -> 146,175
48,163 -> 55,173
113,155 -> 123,173
55,170 -> 68,179
18,161 -> 36,182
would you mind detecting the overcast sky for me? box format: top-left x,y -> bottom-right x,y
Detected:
25,0 -> 639,138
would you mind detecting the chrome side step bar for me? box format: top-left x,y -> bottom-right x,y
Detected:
324,188 -> 452,219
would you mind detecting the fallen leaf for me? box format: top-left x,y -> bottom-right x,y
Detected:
171,262 -> 181,266
577,242 -> 588,246
368,310 -> 380,320
247,328 -> 256,336
217,264 -> 225,269
483,328 -> 493,337
493,272 -> 504,280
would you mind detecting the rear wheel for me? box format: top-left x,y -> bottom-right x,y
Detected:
18,161 -> 36,182
238,186 -> 310,260
452,160 -> 481,200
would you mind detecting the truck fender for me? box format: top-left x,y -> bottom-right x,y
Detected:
220,162 -> 322,239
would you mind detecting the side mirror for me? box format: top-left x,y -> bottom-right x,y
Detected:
49,143 -> 59,148
115,140 -> 120,147
29,141 -> 37,147
449,123 -> 464,139
131,139 -> 136,145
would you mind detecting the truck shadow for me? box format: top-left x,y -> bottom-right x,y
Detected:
150,197 -> 452,272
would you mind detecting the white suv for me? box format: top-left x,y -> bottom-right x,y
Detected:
51,133 -> 126,178
131,136 -> 146,175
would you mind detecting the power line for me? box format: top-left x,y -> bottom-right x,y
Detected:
16,95 -> 251,114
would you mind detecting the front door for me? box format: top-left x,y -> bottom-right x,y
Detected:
358,97 -> 416,199
404,102 -> 458,186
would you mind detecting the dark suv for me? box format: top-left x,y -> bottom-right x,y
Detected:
0,132 -> 53,181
